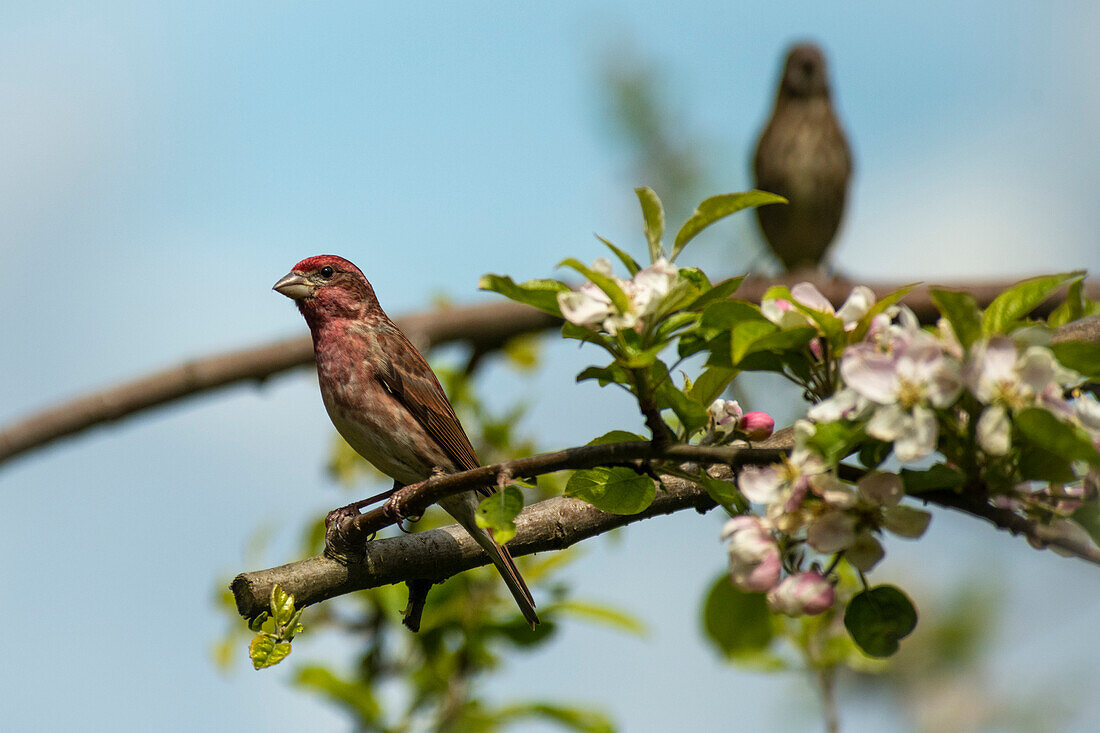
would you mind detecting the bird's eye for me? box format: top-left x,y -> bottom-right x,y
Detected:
319,266 -> 335,279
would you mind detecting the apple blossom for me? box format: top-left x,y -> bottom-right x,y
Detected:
722,516 -> 782,593
740,411 -> 775,441
766,571 -> 835,616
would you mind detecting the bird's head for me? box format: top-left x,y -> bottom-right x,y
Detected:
273,255 -> 380,325
780,43 -> 830,99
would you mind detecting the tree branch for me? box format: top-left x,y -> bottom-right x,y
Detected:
3,277 -> 1097,468
231,423 -> 1100,619
231,467 -> 721,619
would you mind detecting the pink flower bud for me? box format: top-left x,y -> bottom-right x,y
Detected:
766,571 -> 835,616
722,516 -> 782,593
739,411 -> 775,441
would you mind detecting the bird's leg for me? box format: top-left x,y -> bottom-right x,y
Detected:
324,480 -> 403,531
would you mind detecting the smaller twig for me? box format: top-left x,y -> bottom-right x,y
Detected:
401,578 -> 435,632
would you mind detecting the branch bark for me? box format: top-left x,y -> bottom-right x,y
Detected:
3,276 -> 1097,468
230,427 -> 1100,620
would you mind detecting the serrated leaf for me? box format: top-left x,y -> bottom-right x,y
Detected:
899,464 -> 966,493
733,324 -> 818,366
844,585 -> 918,658
1015,407 -> 1100,466
561,321 -> 616,351
576,363 -> 632,387
478,274 -> 571,316
587,430 -> 647,446
635,186 -> 665,262
270,585 -> 295,626
655,374 -> 710,435
688,366 -> 739,405
249,635 -> 292,669
1051,340 -> 1100,380
702,575 -> 774,658
930,288 -> 983,349
1048,279 -> 1086,327
730,320 -> 779,364
686,276 -> 746,311
557,257 -> 631,314
700,299 -> 768,332
475,485 -> 524,544
565,467 -> 655,514
595,234 -> 641,276
698,472 -> 747,511
981,271 -> 1085,334
673,190 -> 787,261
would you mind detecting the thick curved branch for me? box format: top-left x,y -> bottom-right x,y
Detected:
3,277 -> 1098,467
231,468 -> 720,619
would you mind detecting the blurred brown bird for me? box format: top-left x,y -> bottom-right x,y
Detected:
273,255 -> 539,628
754,43 -> 852,272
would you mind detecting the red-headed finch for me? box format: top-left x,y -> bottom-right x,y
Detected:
754,43 -> 852,272
273,255 -> 539,627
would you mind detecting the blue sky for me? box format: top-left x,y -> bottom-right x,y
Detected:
1,2 -> 1099,731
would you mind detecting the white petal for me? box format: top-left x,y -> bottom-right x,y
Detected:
836,285 -> 877,328
738,465 -> 784,505
858,472 -> 904,507
892,406 -> 937,463
882,505 -> 932,538
867,404 -> 908,442
977,404 -> 1012,456
791,282 -> 834,313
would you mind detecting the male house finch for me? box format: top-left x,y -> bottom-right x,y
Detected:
273,255 -> 539,627
753,43 -> 852,272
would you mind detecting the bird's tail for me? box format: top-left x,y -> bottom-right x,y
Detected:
441,493 -> 540,628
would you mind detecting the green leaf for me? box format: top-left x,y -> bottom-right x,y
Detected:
546,600 -> 647,636
1017,444 -> 1078,483
789,299 -> 846,348
981,271 -> 1085,334
1072,502 -> 1100,547
565,467 -> 655,514
730,320 -> 779,364
733,324 -> 818,366
587,430 -> 647,446
558,257 -> 631,314
478,274 -> 571,316
247,612 -> 269,633
1015,407 -> 1100,466
249,635 -> 292,669
857,440 -> 892,470
654,367 -> 710,435
496,703 -> 615,733
635,186 -> 665,262
686,275 -> 746,311
1051,340 -> 1100,380
672,190 -> 786,261
844,585 -> 918,658
296,666 -> 381,722
929,288 -> 983,349
700,299 -> 768,332
575,364 -> 631,388
271,585 -> 295,626
688,366 -> 739,405
900,464 -> 966,494
476,485 -> 524,544
697,472 -> 747,511
654,311 -> 701,343
596,234 -> 641,276
1048,278 -> 1087,327
806,421 -> 858,465
702,574 -> 774,658
561,321 -> 616,351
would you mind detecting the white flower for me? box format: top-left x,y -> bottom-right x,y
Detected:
761,282 -> 877,333
968,338 -> 1078,409
807,388 -> 871,423
708,399 -> 744,438
766,572 -> 835,616
976,404 -> 1012,455
842,331 -> 962,463
556,257 -> 681,335
722,516 -> 782,593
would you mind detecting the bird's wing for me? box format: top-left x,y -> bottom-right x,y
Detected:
373,325 -> 485,482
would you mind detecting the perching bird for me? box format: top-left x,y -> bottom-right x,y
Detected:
753,43 -> 852,272
273,255 -> 539,628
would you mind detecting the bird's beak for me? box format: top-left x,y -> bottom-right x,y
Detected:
272,271 -> 315,300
